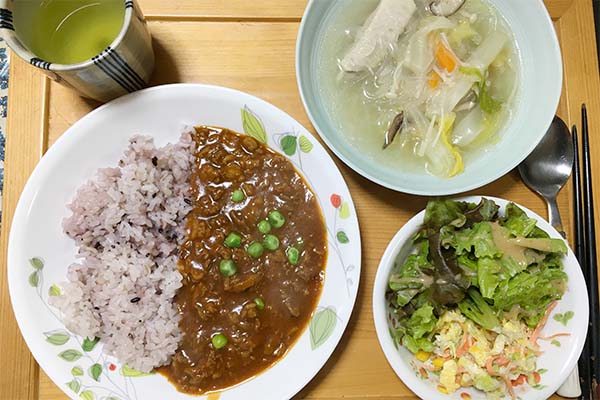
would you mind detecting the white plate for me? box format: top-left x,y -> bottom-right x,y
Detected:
373,196 -> 588,400
8,84 -> 362,400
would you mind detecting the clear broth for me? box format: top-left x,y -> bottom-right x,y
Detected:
315,0 -> 521,175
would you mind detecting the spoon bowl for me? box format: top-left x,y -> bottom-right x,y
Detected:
518,116 -> 574,235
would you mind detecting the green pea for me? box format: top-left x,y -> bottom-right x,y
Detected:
219,259 -> 237,277
211,333 -> 228,349
286,246 -> 300,265
263,234 -> 280,251
224,232 -> 242,248
257,220 -> 271,234
231,189 -> 245,203
247,242 -> 264,259
254,297 -> 265,310
267,210 -> 286,228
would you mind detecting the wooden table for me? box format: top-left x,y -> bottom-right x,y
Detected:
1,0 -> 599,399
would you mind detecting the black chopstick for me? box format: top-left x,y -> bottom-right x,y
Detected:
574,126 -> 587,279
582,103 -> 600,398
574,125 -> 593,400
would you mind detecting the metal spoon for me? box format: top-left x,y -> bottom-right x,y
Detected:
519,116 -> 574,236
518,116 -> 580,398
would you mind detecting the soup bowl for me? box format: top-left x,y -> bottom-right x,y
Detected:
296,0 -> 562,196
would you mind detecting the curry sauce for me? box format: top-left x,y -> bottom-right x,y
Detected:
158,127 -> 327,394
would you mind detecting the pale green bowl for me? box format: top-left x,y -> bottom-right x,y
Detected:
296,0 -> 562,196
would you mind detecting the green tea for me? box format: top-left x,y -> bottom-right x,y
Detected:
14,0 -> 124,65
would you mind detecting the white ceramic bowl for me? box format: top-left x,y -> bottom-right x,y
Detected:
296,0 -> 562,195
372,196 -> 588,399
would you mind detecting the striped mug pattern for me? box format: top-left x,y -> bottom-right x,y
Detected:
0,0 -> 154,102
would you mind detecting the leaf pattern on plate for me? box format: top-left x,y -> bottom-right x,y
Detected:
336,230 -> 349,244
28,271 -> 39,287
553,311 -> 574,326
299,135 -> 313,153
79,390 -> 95,400
59,349 -> 83,362
280,135 -> 297,156
49,284 -> 61,296
71,366 -> 84,377
45,330 -> 70,346
339,202 -> 350,219
241,106 -> 267,144
66,378 -> 81,393
29,257 -> 44,270
89,363 -> 102,382
82,337 -> 99,352
310,307 -> 337,350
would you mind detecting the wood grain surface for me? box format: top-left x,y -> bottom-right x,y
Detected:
2,0 -> 598,399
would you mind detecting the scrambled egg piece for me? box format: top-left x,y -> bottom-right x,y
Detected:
440,359 -> 460,393
434,310 -> 465,356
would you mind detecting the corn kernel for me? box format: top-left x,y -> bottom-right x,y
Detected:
415,350 -> 431,362
432,357 -> 446,368
437,385 -> 448,394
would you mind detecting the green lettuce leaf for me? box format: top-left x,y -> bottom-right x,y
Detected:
449,222 -> 500,258
493,265 -> 567,327
499,253 -> 527,278
405,303 -> 437,339
457,254 -> 479,286
403,335 -> 435,354
458,288 -> 501,331
423,200 -> 470,230
477,256 -> 503,298
389,241 -> 433,307
475,198 -> 501,221
501,203 -> 538,237
399,303 -> 438,354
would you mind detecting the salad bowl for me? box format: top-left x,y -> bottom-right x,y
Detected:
372,196 -> 588,399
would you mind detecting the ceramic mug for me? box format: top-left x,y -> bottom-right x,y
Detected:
0,0 -> 154,102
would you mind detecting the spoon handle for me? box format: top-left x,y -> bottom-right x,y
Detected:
547,195 -> 566,237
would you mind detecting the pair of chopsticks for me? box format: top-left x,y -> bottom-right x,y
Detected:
573,104 -> 599,400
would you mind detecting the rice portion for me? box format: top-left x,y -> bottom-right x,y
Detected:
50,133 -> 193,372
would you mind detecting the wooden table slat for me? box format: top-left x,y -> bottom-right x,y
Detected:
1,0 -> 598,399
0,55 -> 46,400
135,0 -> 573,20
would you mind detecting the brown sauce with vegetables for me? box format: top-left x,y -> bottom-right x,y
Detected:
159,126 -> 327,394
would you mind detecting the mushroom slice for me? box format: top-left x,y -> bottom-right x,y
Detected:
383,112 -> 405,150
429,0 -> 466,16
